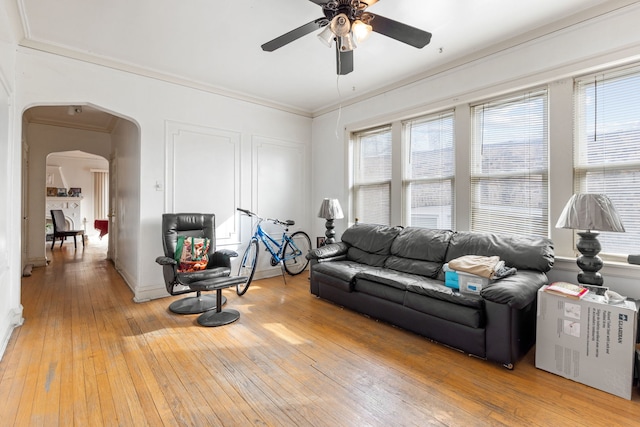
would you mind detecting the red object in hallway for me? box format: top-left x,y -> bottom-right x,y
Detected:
94,219 -> 108,239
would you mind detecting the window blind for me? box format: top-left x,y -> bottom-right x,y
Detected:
470,89 -> 549,236
352,126 -> 392,225
403,110 -> 455,229
574,65 -> 640,255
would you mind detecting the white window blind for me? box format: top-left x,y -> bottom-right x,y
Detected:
574,65 -> 640,255
471,89 -> 549,236
403,110 -> 454,229
352,126 -> 392,225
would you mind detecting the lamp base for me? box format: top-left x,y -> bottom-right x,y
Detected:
324,219 -> 336,244
576,231 -> 604,286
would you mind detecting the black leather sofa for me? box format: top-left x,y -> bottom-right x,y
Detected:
307,223 -> 555,368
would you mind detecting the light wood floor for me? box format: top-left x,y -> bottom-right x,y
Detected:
1,240 -> 640,426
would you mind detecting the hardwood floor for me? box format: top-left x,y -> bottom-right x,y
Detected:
1,240 -> 639,426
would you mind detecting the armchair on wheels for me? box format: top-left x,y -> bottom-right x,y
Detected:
155,213 -> 247,327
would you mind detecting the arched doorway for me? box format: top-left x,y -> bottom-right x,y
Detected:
21,104 -> 138,270
44,150 -> 109,250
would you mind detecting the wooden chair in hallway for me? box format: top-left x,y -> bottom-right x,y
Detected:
50,209 -> 85,249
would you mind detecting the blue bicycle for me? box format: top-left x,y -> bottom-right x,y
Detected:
235,208 -> 311,295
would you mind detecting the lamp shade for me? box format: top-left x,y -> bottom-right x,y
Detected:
556,193 -> 625,232
317,25 -> 334,47
318,198 -> 344,220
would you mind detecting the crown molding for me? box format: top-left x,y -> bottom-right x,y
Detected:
17,38 -> 314,119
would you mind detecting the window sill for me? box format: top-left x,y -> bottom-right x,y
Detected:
554,256 -> 640,281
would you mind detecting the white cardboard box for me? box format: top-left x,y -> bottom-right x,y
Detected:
535,287 -> 638,399
457,271 -> 491,294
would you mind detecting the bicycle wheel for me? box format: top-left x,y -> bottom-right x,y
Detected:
236,239 -> 258,295
283,231 -> 311,275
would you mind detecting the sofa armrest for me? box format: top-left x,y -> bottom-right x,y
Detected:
480,270 -> 548,309
306,242 -> 349,261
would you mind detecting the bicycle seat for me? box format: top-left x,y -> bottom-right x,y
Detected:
285,220 -> 295,226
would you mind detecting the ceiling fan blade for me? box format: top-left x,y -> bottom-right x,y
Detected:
261,18 -> 327,52
336,47 -> 353,75
369,13 -> 432,48
307,0 -> 377,6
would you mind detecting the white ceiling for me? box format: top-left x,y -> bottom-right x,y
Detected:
14,0 -> 625,116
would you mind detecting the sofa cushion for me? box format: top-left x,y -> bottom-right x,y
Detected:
384,256 -> 443,279
354,279 -> 407,304
391,227 -> 453,262
445,231 -> 554,272
355,267 -> 423,291
385,228 -> 453,279
405,279 -> 484,309
347,247 -> 388,267
404,292 -> 484,329
341,224 -> 403,266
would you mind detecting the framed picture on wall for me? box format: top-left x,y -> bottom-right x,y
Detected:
68,187 -> 82,197
46,187 -> 57,197
57,188 -> 68,197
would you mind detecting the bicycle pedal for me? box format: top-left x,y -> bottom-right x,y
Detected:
270,257 -> 278,266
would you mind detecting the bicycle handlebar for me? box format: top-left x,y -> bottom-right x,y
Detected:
237,208 -> 295,227
236,207 -> 255,217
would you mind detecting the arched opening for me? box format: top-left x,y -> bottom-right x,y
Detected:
21,104 -> 139,270
44,150 -> 109,248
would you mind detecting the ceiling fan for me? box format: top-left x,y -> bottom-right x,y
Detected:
261,0 -> 432,75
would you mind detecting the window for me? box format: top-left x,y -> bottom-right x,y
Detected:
471,89 -> 549,236
404,111 -> 454,229
352,126 -> 392,225
574,65 -> 640,256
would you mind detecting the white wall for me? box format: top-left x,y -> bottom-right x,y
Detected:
46,152 -> 109,237
110,117 -> 141,296
310,4 -> 640,297
15,47 -> 312,304
0,0 -> 23,361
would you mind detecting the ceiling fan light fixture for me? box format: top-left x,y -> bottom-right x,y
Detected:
352,19 -> 372,43
317,25 -> 335,47
338,33 -> 356,52
330,13 -> 351,37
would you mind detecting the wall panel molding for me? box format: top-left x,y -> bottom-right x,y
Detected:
165,121 -> 242,246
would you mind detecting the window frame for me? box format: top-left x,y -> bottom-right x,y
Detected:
351,125 -> 393,225
573,64 -> 640,260
402,110 -> 456,229
469,88 -> 550,237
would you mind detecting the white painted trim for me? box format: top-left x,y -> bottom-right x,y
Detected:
115,263 -> 138,298
27,256 -> 48,267
0,67 -> 10,98
132,285 -> 168,303
17,39 -> 312,119
0,305 -> 24,363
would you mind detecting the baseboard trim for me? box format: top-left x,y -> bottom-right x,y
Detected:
0,305 -> 24,362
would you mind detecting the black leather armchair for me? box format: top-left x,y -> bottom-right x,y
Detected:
155,213 -> 247,326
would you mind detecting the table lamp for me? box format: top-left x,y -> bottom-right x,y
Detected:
318,198 -> 344,245
556,193 -> 625,285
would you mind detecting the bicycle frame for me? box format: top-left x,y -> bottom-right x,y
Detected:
253,220 -> 301,264
236,207 -> 311,295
